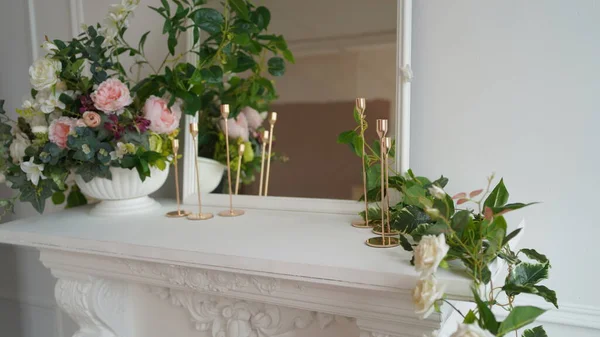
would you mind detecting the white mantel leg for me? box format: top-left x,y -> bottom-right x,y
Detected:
54,277 -> 129,337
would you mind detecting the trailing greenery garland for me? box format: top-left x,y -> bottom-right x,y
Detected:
339,113 -> 557,337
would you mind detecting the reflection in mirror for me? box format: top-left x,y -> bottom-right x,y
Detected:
201,0 -> 398,200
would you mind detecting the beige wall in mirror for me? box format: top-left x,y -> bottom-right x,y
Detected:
214,0 -> 399,200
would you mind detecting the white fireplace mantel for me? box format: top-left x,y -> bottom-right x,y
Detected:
0,200 -> 472,337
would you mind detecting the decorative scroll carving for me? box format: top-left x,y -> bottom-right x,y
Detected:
55,278 -> 128,337
147,286 -> 341,337
122,259 -> 280,294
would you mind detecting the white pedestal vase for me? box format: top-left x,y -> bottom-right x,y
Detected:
197,157 -> 226,193
75,164 -> 170,216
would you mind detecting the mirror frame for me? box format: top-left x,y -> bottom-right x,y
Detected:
182,0 -> 412,214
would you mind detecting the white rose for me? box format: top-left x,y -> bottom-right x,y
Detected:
42,41 -> 58,53
428,185 -> 446,199
9,127 -> 31,164
29,58 -> 62,91
412,275 -> 445,319
449,324 -> 495,337
414,234 -> 450,277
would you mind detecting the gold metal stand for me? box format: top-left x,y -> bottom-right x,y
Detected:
264,112 -> 277,196
351,98 -> 373,229
166,139 -> 191,218
366,119 -> 399,248
218,104 -> 245,217
258,130 -> 269,196
187,123 -> 214,221
235,143 -> 245,195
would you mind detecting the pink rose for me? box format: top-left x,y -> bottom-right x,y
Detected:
143,96 -> 182,134
219,113 -> 249,141
49,117 -> 78,148
82,111 -> 101,127
241,106 -> 264,131
91,78 -> 133,114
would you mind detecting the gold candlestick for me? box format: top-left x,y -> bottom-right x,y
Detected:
264,112 -> 277,196
351,98 -> 373,229
187,123 -> 214,220
366,119 -> 399,248
372,136 -> 400,237
166,139 -> 191,217
258,130 -> 269,196
218,104 -> 244,217
235,143 -> 245,195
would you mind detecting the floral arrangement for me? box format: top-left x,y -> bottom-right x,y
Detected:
339,119 -> 557,336
0,0 -> 293,214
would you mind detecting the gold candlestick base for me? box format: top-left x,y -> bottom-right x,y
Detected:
187,212 -> 214,220
166,210 -> 191,218
365,236 -> 400,248
351,219 -> 374,228
371,224 -> 401,236
218,209 -> 245,217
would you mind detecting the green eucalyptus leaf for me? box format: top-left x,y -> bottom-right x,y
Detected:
497,306 -> 546,336
66,186 -> 87,208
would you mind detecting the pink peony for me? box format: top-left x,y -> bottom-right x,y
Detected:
143,96 -> 182,134
241,106 -> 264,131
219,113 -> 249,141
91,78 -> 133,114
49,117 -> 78,148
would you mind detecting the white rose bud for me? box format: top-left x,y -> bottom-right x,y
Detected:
414,234 -> 450,277
428,185 -> 446,199
412,275 -> 445,319
42,41 -> 58,53
449,324 -> 495,337
29,58 -> 62,91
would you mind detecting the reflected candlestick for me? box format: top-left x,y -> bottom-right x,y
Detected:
235,143 -> 245,195
166,139 -> 191,218
187,123 -> 214,221
351,98 -> 373,228
258,130 -> 269,196
264,112 -> 277,196
218,105 -> 245,217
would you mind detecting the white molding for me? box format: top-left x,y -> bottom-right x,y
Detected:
494,301 -> 600,331
26,0 -> 39,61
181,0 -> 413,212
288,30 -> 396,58
396,0 -> 412,174
69,0 -> 85,38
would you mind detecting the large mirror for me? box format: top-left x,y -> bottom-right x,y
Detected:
184,0 -> 408,203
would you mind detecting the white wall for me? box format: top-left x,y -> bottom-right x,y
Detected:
411,0 -> 600,335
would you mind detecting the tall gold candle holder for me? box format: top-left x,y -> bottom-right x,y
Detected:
366,119 -> 399,248
351,98 -> 373,229
258,130 -> 269,196
372,137 -> 400,237
166,139 -> 191,218
264,112 -> 277,196
218,104 -> 245,217
235,143 -> 245,195
187,123 -> 214,221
